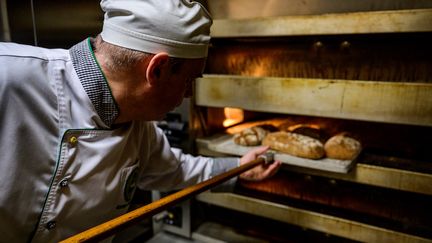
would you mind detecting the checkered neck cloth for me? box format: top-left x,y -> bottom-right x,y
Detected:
69,38 -> 119,127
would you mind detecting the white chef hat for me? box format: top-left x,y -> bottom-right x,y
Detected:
100,0 -> 212,58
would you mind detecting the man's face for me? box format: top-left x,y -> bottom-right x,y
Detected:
151,58 -> 206,119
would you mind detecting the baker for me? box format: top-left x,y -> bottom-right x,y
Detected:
0,0 -> 281,242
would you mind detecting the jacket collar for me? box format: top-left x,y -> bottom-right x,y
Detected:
69,38 -> 119,127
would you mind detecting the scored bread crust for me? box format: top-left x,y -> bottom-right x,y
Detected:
262,131 -> 325,159
234,126 -> 268,146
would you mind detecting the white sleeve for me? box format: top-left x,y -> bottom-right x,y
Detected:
137,123 -> 239,192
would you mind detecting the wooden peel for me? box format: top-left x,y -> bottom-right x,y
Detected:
60,153 -> 274,243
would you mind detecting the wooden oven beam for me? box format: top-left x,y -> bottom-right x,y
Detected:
195,75 -> 432,127
211,9 -> 432,37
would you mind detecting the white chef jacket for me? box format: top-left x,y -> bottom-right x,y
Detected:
0,39 -> 239,243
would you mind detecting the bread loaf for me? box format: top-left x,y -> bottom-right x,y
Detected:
262,131 -> 325,159
233,126 -> 269,146
324,133 -> 361,160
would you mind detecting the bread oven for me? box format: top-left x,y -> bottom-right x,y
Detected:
186,3 -> 432,242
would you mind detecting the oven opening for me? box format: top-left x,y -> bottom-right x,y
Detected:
196,107 -> 432,167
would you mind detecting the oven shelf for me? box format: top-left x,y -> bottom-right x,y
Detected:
211,9 -> 432,37
195,75 -> 432,127
196,192 -> 431,243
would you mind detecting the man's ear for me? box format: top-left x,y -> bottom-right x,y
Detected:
146,52 -> 170,86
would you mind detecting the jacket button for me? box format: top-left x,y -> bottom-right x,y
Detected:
59,178 -> 69,188
46,221 -> 56,230
69,136 -> 78,146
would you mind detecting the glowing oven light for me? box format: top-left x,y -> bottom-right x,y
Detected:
223,107 -> 244,127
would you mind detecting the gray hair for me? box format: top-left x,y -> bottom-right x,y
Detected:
93,35 -> 183,74
93,35 -> 151,72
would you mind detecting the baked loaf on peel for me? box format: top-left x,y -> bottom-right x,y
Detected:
233,126 -> 269,146
262,131 -> 325,159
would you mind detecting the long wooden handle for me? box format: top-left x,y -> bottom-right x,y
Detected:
60,156 -> 269,242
